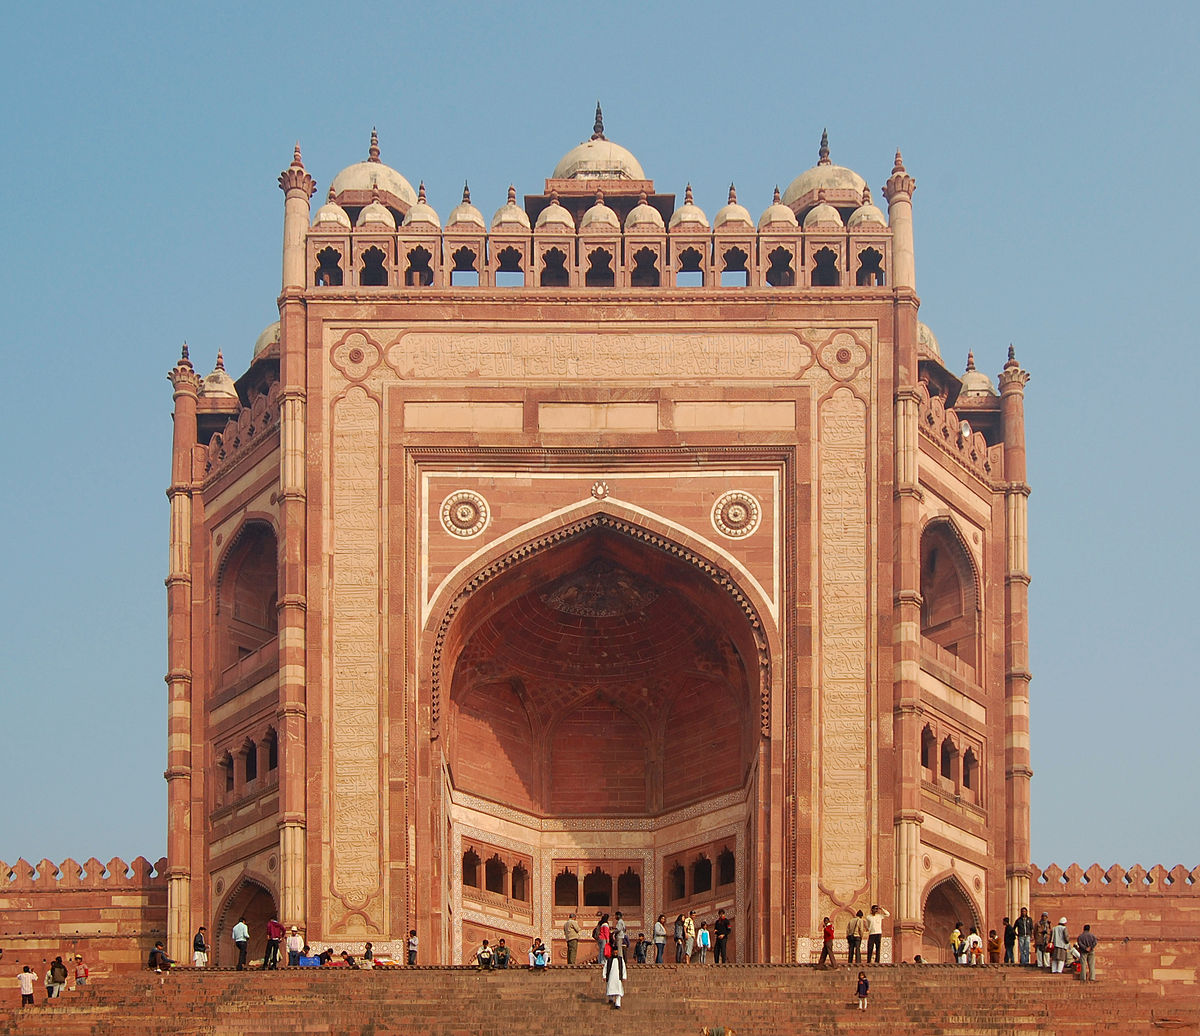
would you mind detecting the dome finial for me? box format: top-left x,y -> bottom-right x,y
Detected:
966,351 -> 976,372
592,101 -> 605,141
327,186 -> 336,202
862,185 -> 872,205
595,187 -> 604,205
892,148 -> 906,175
773,185 -> 781,204
507,184 -> 517,205
462,181 -> 471,204
368,128 -> 380,163
550,188 -> 560,205
818,128 -> 831,166
291,142 -> 304,169
181,341 -> 190,362
684,183 -> 694,205
1005,344 -> 1018,368
418,181 -> 427,204
638,190 -> 647,205
728,183 -> 737,204
215,349 -> 225,372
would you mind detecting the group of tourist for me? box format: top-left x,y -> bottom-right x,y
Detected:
947,908 -> 1097,979
819,904 -> 891,966
183,917 -> 420,970
558,907 -> 733,967
15,954 -> 88,1006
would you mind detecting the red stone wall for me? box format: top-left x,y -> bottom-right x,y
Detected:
1030,863 -> 1200,996
0,856 -> 168,980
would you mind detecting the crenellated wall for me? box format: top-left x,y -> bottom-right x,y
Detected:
1030,863 -> 1200,995
0,856 -> 168,978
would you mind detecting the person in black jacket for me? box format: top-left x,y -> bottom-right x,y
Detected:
148,942 -> 175,972
193,926 -> 209,968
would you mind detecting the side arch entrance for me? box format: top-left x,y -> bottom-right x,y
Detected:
921,875 -> 980,963
424,513 -> 778,963
214,877 -> 277,967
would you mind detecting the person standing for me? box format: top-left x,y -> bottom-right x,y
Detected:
1014,908 -> 1034,965
193,926 -> 209,968
232,916 -> 250,970
987,929 -> 1002,964
865,904 -> 889,964
563,913 -> 581,965
965,926 -> 983,965
286,926 -> 303,967
42,960 -> 53,1001
613,911 -> 627,959
604,931 -> 626,1010
596,913 -> 611,967
673,915 -> 685,963
50,956 -> 68,997
818,917 -> 836,967
697,922 -> 711,963
1002,917 -> 1016,964
1076,924 -> 1098,981
683,911 -> 696,963
634,933 -> 648,964
855,970 -> 869,1011
18,966 -> 37,1007
74,954 -> 89,987
407,929 -> 418,965
713,909 -> 732,964
263,916 -> 284,969
846,910 -> 865,965
1050,917 -> 1070,974
653,915 -> 667,964
1034,912 -> 1052,969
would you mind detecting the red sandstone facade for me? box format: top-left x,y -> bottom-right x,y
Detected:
4,117 -> 1194,991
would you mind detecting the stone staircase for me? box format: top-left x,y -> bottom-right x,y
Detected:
1,963 -> 1195,1035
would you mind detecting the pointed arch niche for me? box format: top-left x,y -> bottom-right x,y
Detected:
919,518 -> 981,675
429,512 -> 775,960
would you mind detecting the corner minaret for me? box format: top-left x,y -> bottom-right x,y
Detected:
883,149 -> 916,291
165,343 -> 201,963
999,346 -> 1033,920
278,143 -> 316,291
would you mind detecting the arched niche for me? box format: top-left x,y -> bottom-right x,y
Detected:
215,521 -> 278,673
214,875 -> 277,968
921,874 -> 980,964
919,519 -> 980,670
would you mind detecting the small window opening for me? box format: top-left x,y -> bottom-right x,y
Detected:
940,737 -> 957,782
676,246 -> 704,287
221,752 -> 234,795
766,246 -> 795,287
717,848 -> 735,887
243,740 -> 258,783
265,729 -> 278,771
583,867 -> 612,907
811,247 -> 839,287
450,246 -> 478,286
512,863 -> 529,902
315,247 -> 343,287
720,247 -> 749,287
692,854 -> 713,895
554,869 -> 578,907
485,855 -> 507,895
667,862 -> 686,901
462,848 -> 480,888
921,725 -> 936,773
540,247 -> 569,287
617,868 -> 641,907
856,247 -> 886,286
630,247 -> 660,287
585,247 -> 615,287
963,748 -> 978,791
359,246 -> 388,287
494,246 -> 525,287
404,245 -> 433,287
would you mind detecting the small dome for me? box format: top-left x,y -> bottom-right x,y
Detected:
200,352 -> 238,399
357,199 -> 396,229
803,193 -> 843,229
714,184 -> 753,229
917,321 -> 942,362
536,192 -> 575,232
959,352 -> 997,396
668,184 -> 710,231
491,185 -> 531,231
552,104 -> 645,181
402,182 -> 439,228
782,130 -> 867,211
758,186 -> 798,230
329,129 -> 417,207
625,191 -> 664,232
847,186 -> 886,229
446,183 -> 485,229
580,190 -> 620,231
312,188 -> 351,230
253,321 -> 280,358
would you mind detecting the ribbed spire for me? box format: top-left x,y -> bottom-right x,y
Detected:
591,101 -> 605,141
728,183 -> 737,204
891,149 -> 906,175
773,185 -> 781,204
418,181 -> 427,204
966,351 -> 976,372
368,128 -> 380,163
861,185 -> 872,205
291,142 -> 303,168
638,190 -> 647,205
1005,344 -> 1018,368
215,349 -> 225,372
507,184 -> 517,205
818,129 -> 831,166
684,184 -> 694,205
462,182 -> 471,204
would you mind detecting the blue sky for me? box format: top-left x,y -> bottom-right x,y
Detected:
1,1 -> 1197,871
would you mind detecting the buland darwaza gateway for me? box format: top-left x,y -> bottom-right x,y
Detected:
162,108 -> 1035,967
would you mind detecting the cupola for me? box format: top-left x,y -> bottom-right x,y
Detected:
714,184 -> 753,229
552,103 -> 646,181
782,130 -> 867,217
535,190 -> 576,231
668,184 -> 710,231
847,185 -> 887,229
580,189 -> 620,231
758,186 -> 798,230
199,351 -> 239,399
402,182 -> 440,228
959,351 -> 998,396
624,191 -> 665,232
491,185 -> 531,231
445,182 -> 485,229
312,188 -> 351,230
330,129 -> 418,210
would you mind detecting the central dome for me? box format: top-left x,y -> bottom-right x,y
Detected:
552,104 -> 645,181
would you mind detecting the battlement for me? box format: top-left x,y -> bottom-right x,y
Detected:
0,856 -> 167,890
915,381 -> 999,483
203,381 -> 281,482
1033,862 -> 1200,894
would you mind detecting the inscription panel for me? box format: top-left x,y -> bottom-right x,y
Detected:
330,387 -> 382,916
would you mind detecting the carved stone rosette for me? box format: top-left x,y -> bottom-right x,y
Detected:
440,490 -> 490,538
711,490 -> 762,539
